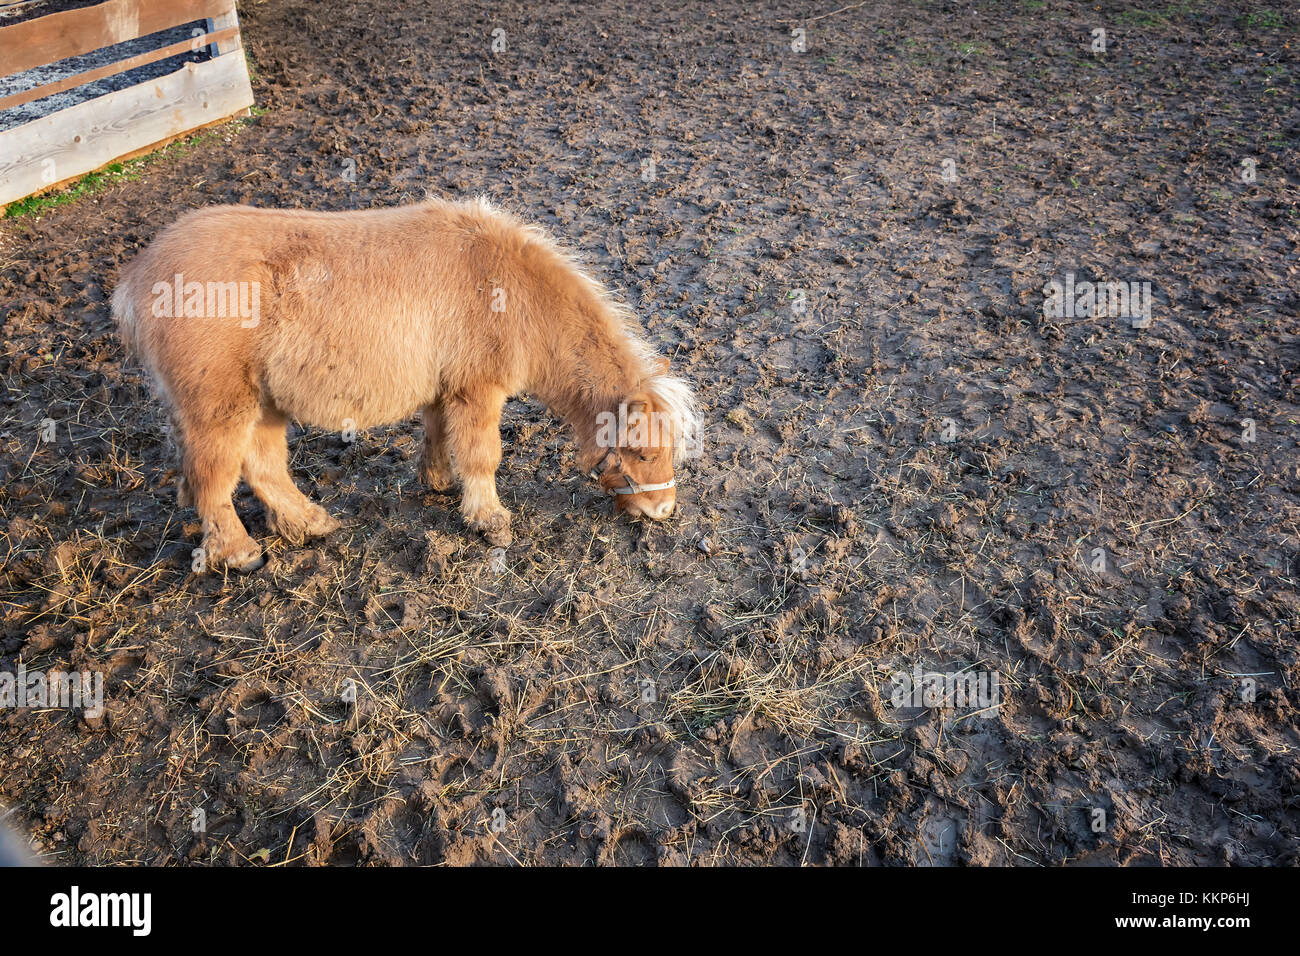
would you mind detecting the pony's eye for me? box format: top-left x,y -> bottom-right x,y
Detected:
639,454 -> 657,463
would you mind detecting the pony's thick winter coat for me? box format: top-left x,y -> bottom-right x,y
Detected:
114,197 -> 698,570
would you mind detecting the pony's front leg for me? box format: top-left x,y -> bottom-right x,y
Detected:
418,400 -> 456,491
443,387 -> 512,546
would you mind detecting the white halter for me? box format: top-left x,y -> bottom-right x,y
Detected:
610,475 -> 676,495
589,469 -> 676,495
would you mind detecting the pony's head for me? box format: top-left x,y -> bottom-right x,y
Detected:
588,373 -> 699,522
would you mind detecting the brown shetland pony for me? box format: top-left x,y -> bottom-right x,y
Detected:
113,197 -> 699,571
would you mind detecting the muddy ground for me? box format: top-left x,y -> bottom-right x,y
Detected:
1,0 -> 1297,866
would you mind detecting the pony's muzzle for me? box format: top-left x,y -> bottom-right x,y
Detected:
606,473 -> 677,520
621,493 -> 675,521
643,497 -> 675,521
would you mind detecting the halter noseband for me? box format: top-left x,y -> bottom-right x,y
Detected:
589,470 -> 676,495
610,475 -> 676,495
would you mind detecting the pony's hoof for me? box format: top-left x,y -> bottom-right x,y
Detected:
227,550 -> 266,574
312,511 -> 342,537
204,538 -> 265,573
419,461 -> 456,492
270,505 -> 340,544
469,512 -> 512,547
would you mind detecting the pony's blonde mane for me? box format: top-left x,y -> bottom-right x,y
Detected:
595,286 -> 701,466
472,196 -> 700,464
641,363 -> 701,465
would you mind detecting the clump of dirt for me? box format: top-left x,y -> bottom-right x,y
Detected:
1,0 -> 1297,865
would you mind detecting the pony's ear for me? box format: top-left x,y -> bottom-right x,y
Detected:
656,356 -> 670,374
624,391 -> 651,417
623,393 -> 653,449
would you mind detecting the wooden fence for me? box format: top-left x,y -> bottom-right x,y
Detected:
0,0 -> 254,208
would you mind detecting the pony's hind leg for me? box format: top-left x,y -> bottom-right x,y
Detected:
418,400 -> 455,491
181,409 -> 264,573
442,387 -> 511,546
242,408 -> 340,546
167,410 -> 193,508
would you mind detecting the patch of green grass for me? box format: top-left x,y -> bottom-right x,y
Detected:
1242,9 -> 1284,30
4,115 -> 257,220
3,162 -> 138,219
1117,9 -> 1167,26
1021,0 -> 1046,10
1116,1 -> 1202,26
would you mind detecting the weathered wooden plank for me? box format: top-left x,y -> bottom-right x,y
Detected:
0,51 -> 253,207
204,8 -> 239,57
0,0 -> 237,78
0,1 -> 54,15
0,25 -> 239,111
